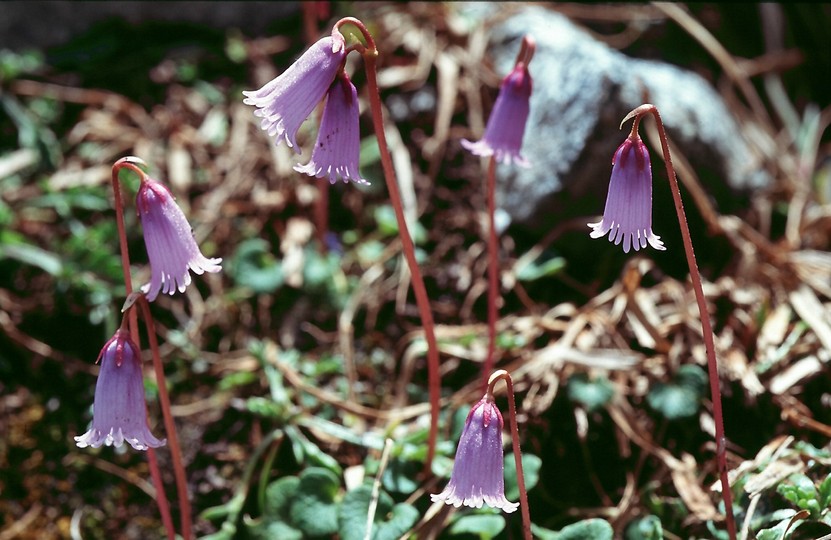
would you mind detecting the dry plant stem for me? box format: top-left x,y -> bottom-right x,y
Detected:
138,297 -> 193,540
624,104 -> 736,540
488,370 -> 531,540
483,156 -> 499,391
339,16 -> 441,473
364,438 -> 394,540
111,158 -> 176,540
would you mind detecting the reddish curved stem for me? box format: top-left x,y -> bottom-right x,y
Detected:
488,370 -> 531,540
625,104 -> 736,540
138,297 -> 193,540
110,158 -> 176,540
354,23 -> 441,473
483,156 -> 499,391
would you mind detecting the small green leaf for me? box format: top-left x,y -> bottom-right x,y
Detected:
504,453 -> 542,501
516,250 -> 566,281
245,396 -> 286,419
625,515 -> 663,540
263,476 -> 299,519
289,468 -> 341,537
647,365 -> 708,420
819,473 -> 831,507
246,519 -> 303,540
555,518 -> 613,540
230,238 -> 283,294
218,371 -> 258,391
303,247 -> 341,290
448,513 -> 505,539
567,373 -> 615,412
373,205 -> 428,244
381,457 -> 420,494
0,242 -> 62,275
338,485 -> 418,540
285,425 -> 342,474
530,523 -> 560,540
778,474 -> 819,512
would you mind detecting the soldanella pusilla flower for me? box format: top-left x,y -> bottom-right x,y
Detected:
294,72 -> 369,185
431,392 -> 519,513
75,329 -> 165,451
589,129 -> 665,253
462,35 -> 535,167
136,173 -> 222,301
243,23 -> 375,185
243,32 -> 346,152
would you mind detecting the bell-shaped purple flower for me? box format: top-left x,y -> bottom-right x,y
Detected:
243,33 -> 347,152
431,396 -> 519,513
75,330 -> 166,451
462,61 -> 532,167
294,74 -> 368,184
589,134 -> 665,253
137,177 -> 222,302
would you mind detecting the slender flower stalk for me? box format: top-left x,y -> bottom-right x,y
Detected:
619,105 -> 736,539
110,157 -> 175,540
334,16 -> 442,473
488,370 -> 532,540
474,36 -> 535,391
111,157 -> 195,540
138,295 -> 193,540
484,156 -> 499,391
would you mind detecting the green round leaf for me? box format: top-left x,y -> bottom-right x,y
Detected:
339,484 -> 418,540
625,515 -> 663,540
567,373 -> 615,412
246,519 -> 303,540
289,468 -> 341,537
504,453 -> 542,501
263,476 -> 299,519
448,514 -> 505,539
556,518 -> 614,540
230,238 -> 283,294
647,365 -> 708,420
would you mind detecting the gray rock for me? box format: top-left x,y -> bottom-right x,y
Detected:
474,6 -> 770,226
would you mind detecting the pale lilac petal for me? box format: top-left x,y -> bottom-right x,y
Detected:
243,34 -> 346,152
137,178 -> 222,302
294,76 -> 369,185
75,330 -> 165,451
588,135 -> 665,253
462,62 -> 532,167
431,397 -> 519,513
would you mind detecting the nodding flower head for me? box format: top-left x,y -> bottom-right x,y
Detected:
75,330 -> 166,451
243,32 -> 347,152
431,395 -> 519,513
294,74 -> 368,185
136,177 -> 222,301
462,57 -> 533,167
589,134 -> 665,253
